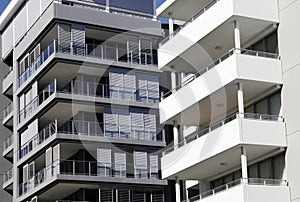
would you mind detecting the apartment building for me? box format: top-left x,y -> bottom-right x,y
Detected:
156,0 -> 299,201
0,0 -> 170,201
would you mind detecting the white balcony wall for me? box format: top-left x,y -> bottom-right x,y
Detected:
28,0 -> 41,29
161,118 -> 286,179
2,69 -> 14,94
159,54 -> 282,124
158,0 -> 280,69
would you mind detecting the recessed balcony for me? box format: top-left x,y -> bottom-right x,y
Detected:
18,159 -> 166,200
184,178 -> 289,202
3,135 -> 13,159
157,0 -> 279,71
161,113 -> 286,180
159,49 -> 282,124
2,66 -> 13,96
2,167 -> 13,191
2,102 -> 13,127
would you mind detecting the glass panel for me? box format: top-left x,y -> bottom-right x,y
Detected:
255,99 -> 268,114
273,153 -> 285,179
248,164 -> 258,178
269,93 -> 281,116
259,159 -> 272,178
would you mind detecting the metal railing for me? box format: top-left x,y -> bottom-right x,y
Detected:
18,121 -> 56,160
183,178 -> 288,202
18,40 -> 55,87
3,135 -> 13,151
160,0 -> 220,46
3,102 -> 13,119
56,39 -> 157,66
163,48 -> 280,98
18,78 -> 159,124
18,159 -> 160,197
60,0 -> 155,20
3,167 -> 13,184
162,113 -> 284,156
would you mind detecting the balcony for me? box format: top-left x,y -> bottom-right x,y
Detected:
3,102 -> 13,126
18,119 -> 164,162
159,49 -> 282,124
2,66 -> 13,96
18,160 -> 166,199
18,78 -> 159,127
157,0 -> 279,71
161,113 -> 287,180
17,39 -> 158,90
3,135 -> 13,159
184,178 -> 289,202
3,167 -> 13,191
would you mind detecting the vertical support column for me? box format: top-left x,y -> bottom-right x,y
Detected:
173,120 -> 179,149
175,177 -> 181,202
105,0 -> 110,12
168,12 -> 174,35
234,21 -> 241,53
171,66 -> 177,92
237,82 -> 244,117
241,147 -> 248,182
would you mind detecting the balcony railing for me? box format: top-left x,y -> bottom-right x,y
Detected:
57,120 -> 164,142
163,48 -> 280,98
18,121 -> 56,160
56,39 -> 157,66
162,113 -> 284,156
160,0 -> 220,46
3,135 -> 13,151
184,178 -> 288,202
18,78 -> 159,124
18,40 -> 55,88
18,159 -> 161,197
60,0 -> 155,20
3,167 -> 13,184
3,102 -> 13,119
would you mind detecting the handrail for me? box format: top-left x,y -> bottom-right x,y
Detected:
18,159 -> 161,197
183,178 -> 288,202
162,113 -> 284,156
160,0 -> 220,46
163,48 -> 280,98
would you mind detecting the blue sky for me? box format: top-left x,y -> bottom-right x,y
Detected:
0,0 -> 11,16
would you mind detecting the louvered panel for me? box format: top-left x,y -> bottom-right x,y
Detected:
128,36 -> 139,51
104,108 -> 118,137
124,71 -> 136,89
71,25 -> 85,55
148,75 -> 159,102
118,189 -> 130,202
144,114 -> 156,128
114,152 -> 126,165
134,151 -> 147,168
132,191 -> 146,202
150,154 -> 158,173
152,191 -> 164,202
118,109 -> 130,138
114,152 -> 126,176
58,24 -> 71,53
131,111 -> 144,127
109,69 -> 124,87
45,148 -> 52,166
136,74 -> 148,90
97,148 -> 112,164
100,189 -> 113,202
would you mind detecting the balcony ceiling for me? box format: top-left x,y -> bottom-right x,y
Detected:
159,16 -> 277,73
157,0 -> 212,21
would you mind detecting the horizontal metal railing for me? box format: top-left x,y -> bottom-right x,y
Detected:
3,102 -> 13,119
18,159 -> 161,197
162,113 -> 284,156
183,178 -> 288,202
18,78 -> 159,123
163,48 -> 280,98
160,0 -> 220,46
60,0 -> 155,20
3,167 -> 13,184
3,135 -> 13,151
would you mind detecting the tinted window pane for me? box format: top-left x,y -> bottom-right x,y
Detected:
110,0 -> 154,14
